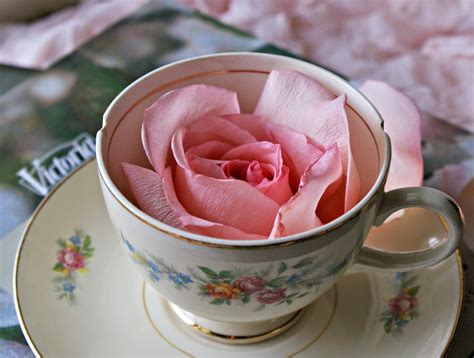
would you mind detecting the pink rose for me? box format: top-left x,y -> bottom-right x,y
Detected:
232,275 -> 266,293
57,247 -> 84,271
123,70 -> 422,240
254,288 -> 287,304
389,294 -> 418,314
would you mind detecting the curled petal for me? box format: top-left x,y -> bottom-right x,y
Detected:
174,165 -> 280,236
270,144 -> 343,238
121,163 -> 182,228
267,122 -> 324,178
161,167 -> 266,240
184,115 -> 256,150
142,85 -> 240,174
223,114 -> 273,141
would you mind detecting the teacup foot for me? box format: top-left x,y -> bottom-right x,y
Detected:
169,303 -> 304,345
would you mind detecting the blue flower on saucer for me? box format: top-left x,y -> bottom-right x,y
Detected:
69,235 -> 81,246
168,272 -> 193,285
147,260 -> 161,274
63,282 -> 76,294
150,272 -> 161,282
287,274 -> 302,283
123,239 -> 135,253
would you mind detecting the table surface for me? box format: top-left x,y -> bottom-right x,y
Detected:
0,2 -> 472,357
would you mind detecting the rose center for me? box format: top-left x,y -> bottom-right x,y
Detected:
221,160 -> 274,186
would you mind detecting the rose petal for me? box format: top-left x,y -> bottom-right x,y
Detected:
142,85 -> 240,174
184,114 -> 256,150
221,141 -> 293,205
223,114 -> 273,141
267,122 -> 324,178
260,165 -> 293,206
255,70 -> 360,211
186,141 -> 233,179
360,80 -> 423,191
188,156 -> 227,179
255,71 -> 334,124
171,127 -> 280,235
313,95 -> 361,211
121,163 -> 182,228
174,165 -> 280,235
270,144 -> 343,238
186,140 -> 234,159
221,141 -> 281,168
161,167 -> 266,240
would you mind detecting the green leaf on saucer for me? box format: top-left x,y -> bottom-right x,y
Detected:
291,257 -> 313,269
199,266 -> 218,278
407,286 -> 420,297
57,238 -> 67,248
384,320 -> 392,334
53,263 -> 65,271
297,292 -> 309,298
278,262 -> 287,274
267,276 -> 287,288
83,236 -> 92,249
242,295 -> 250,304
219,270 -> 232,279
210,298 -> 225,305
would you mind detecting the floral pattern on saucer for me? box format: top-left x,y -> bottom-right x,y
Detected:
380,272 -> 420,336
121,234 -> 351,309
52,229 -> 95,304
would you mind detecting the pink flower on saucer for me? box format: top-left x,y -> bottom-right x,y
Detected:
254,288 -> 287,304
389,294 -> 418,316
123,71 -> 422,240
232,275 -> 266,293
58,247 -> 84,272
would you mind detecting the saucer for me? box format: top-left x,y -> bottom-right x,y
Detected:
14,160 -> 463,357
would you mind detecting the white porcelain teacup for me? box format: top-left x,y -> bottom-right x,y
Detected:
96,53 -> 463,342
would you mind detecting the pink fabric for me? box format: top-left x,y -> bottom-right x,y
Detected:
0,0 -> 147,70
182,0 -> 474,133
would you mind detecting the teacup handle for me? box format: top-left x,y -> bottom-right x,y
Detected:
357,187 -> 464,271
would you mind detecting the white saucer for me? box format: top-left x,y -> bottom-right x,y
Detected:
14,160 -> 463,357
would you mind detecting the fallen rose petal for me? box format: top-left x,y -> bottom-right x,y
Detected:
142,85 -> 240,174
121,163 -> 182,228
271,144 -> 343,237
360,80 -> 423,191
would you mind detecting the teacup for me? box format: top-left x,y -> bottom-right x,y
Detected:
96,53 -> 463,342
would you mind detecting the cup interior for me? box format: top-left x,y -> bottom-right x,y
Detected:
98,53 -> 386,238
